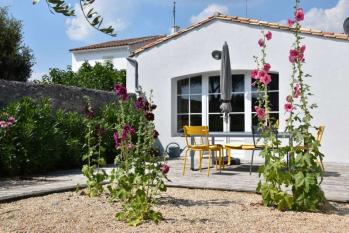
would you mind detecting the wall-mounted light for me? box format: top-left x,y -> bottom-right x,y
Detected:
212,50 -> 222,60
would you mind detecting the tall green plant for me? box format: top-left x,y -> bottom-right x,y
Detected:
255,0 -> 326,211
284,0 -> 326,211
107,85 -> 167,226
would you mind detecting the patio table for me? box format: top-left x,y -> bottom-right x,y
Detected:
190,132 -> 291,171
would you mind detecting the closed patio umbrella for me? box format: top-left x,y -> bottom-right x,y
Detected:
220,42 -> 232,123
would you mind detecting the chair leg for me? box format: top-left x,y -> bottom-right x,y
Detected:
182,149 -> 189,176
227,149 -> 231,165
221,149 -> 225,171
250,150 -> 255,175
199,151 -> 203,172
208,150 -> 212,176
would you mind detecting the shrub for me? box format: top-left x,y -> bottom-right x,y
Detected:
40,61 -> 126,91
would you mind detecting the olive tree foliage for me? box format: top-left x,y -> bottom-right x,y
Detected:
0,7 -> 35,82
32,0 -> 116,36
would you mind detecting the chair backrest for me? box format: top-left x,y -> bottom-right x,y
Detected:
316,126 -> 325,144
183,126 -> 209,147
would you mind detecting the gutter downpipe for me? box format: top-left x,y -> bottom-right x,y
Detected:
127,57 -> 140,94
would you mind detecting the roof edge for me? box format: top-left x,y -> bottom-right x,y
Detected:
130,14 -> 349,57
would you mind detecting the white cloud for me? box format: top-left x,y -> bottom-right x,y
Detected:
65,0 -> 133,41
295,0 -> 349,33
190,4 -> 229,24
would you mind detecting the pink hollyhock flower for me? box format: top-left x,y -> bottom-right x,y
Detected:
255,106 -> 266,120
284,102 -> 293,112
0,121 -> 8,129
251,69 -> 259,79
113,132 -> 121,148
265,31 -> 272,40
258,70 -> 267,79
135,97 -> 144,110
288,19 -> 295,27
122,124 -> 136,140
289,49 -> 299,63
294,84 -> 301,98
7,116 -> 15,123
263,63 -> 271,72
114,84 -> 128,101
160,164 -> 170,175
295,8 -> 304,22
300,45 -> 306,53
258,39 -> 265,47
260,74 -> 272,86
286,95 -> 293,102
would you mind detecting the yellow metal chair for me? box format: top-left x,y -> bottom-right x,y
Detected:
182,126 -> 224,176
225,126 -> 267,174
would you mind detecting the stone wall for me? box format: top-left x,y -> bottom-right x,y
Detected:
0,80 -> 119,113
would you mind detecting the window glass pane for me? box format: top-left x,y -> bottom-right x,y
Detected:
251,92 -> 278,112
232,75 -> 244,92
190,115 -> 202,126
209,114 -> 223,132
190,76 -> 202,94
209,76 -> 220,94
209,95 -> 221,113
177,96 -> 189,113
177,115 -> 189,133
177,79 -> 189,95
231,93 -> 244,112
190,95 -> 202,113
251,73 -> 279,92
269,92 -> 279,111
269,73 -> 279,91
230,114 -> 245,132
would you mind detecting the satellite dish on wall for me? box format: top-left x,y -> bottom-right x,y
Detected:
344,17 -> 349,34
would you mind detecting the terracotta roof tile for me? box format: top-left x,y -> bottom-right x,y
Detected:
131,15 -> 349,57
69,35 -> 166,52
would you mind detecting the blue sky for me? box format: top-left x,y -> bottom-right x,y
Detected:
1,0 -> 347,79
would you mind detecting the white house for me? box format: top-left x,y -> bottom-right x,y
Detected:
69,35 -> 165,71
126,15 -> 349,163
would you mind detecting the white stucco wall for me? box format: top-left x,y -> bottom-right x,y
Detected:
71,46 -> 129,71
127,19 -> 349,163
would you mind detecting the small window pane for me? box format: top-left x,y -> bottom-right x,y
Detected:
269,92 -> 279,111
190,76 -> 202,94
232,75 -> 244,92
231,93 -> 244,112
190,115 -> 202,126
230,114 -> 245,132
177,96 -> 189,113
209,95 -> 221,113
209,114 -> 223,132
177,79 -> 189,95
251,92 -> 278,112
177,115 -> 189,133
209,76 -> 220,94
190,95 -> 202,113
269,73 -> 279,91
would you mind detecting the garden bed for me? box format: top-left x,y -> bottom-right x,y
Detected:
0,187 -> 348,233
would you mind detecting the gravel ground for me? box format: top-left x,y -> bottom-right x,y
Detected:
0,188 -> 348,233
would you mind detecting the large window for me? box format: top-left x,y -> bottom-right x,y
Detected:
208,75 -> 245,132
251,73 -> 279,127
175,72 -> 279,134
177,76 -> 202,132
